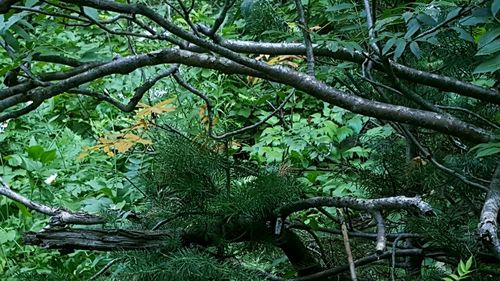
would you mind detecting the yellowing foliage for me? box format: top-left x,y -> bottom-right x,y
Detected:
78,98 -> 177,159
136,98 -> 176,117
247,55 -> 302,84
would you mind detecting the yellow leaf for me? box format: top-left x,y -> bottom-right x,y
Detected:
115,140 -> 134,153
77,152 -> 88,160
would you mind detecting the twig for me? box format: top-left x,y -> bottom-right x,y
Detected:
174,72 -> 295,140
287,249 -> 423,281
436,105 -> 500,129
294,0 -> 315,76
399,125 -> 489,191
412,0 -> 488,42
88,258 -> 123,280
338,209 -> 357,281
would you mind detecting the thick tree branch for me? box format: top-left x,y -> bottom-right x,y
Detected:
1,48 -> 493,142
212,40 -> 500,105
24,229 -> 173,250
479,162 -> 500,260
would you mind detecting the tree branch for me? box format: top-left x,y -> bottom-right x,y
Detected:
277,196 -> 433,219
479,162 -> 500,260
0,177 -> 104,226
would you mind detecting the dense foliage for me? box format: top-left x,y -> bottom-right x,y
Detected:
0,0 -> 499,280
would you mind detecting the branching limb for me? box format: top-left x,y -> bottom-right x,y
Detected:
207,0 -> 236,37
398,125 -> 490,191
0,177 -> 104,226
68,65 -> 178,112
362,0 -> 380,54
277,196 -> 433,219
173,72 -> 295,140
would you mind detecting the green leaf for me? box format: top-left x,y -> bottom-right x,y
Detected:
465,256 -> 473,271
476,38 -> 500,56
493,0 -> 500,16
477,27 -> 500,49
458,260 -> 465,276
382,38 -> 396,55
26,145 -> 44,160
473,53 -> 500,73
409,42 -> 422,58
40,150 -> 57,164
452,27 -> 474,42
405,19 -> 420,39
393,38 -> 407,60
0,229 -> 16,244
83,7 -> 99,20
326,3 -> 354,13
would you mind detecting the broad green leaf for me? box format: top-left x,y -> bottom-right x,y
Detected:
382,38 -> 396,54
26,145 -> 44,160
452,27 -> 474,42
493,0 -> 500,16
394,38 -> 407,60
326,3 -> 354,13
409,42 -> 422,58
83,7 -> 99,20
405,19 -> 420,39
473,53 -> 500,73
476,38 -> 500,56
477,28 -> 500,49
465,256 -> 473,270
40,150 -> 57,164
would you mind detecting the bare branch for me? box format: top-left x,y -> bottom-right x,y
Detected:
277,196 -> 433,219
371,210 -> 386,254
0,177 -> 104,226
338,209 -> 358,281
399,125 -> 490,191
68,65 -> 178,112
